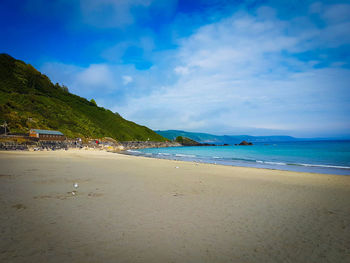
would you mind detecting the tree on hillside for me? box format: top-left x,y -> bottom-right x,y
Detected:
90,99 -> 97,106
54,83 -> 69,93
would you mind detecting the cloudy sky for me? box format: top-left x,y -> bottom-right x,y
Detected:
1,0 -> 350,137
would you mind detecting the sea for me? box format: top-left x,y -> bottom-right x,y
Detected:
126,140 -> 350,175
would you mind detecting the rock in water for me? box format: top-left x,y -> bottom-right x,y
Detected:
238,140 -> 253,146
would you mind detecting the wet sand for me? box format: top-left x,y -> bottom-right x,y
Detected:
0,150 -> 349,262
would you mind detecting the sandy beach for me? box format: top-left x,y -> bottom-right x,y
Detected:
0,150 -> 349,263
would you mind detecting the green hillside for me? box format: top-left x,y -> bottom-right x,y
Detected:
0,54 -> 166,141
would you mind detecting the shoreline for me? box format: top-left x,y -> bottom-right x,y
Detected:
2,147 -> 348,176
121,148 -> 350,176
2,149 -> 348,181
2,147 -> 349,176
1,149 -> 349,188
1,138 -> 349,175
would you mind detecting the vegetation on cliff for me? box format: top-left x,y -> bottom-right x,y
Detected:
0,54 -> 166,141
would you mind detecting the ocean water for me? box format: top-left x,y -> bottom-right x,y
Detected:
127,141 -> 350,175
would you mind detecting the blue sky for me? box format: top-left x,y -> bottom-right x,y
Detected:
1,0 -> 350,137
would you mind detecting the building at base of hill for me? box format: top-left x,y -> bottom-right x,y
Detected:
29,129 -> 65,141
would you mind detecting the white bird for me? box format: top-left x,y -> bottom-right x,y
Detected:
175,166 -> 179,169
73,182 -> 79,189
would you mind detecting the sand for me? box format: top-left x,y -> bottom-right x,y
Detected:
0,150 -> 349,263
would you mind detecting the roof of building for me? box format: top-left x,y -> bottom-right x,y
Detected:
31,129 -> 64,135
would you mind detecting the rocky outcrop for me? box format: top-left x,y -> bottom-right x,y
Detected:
71,140 -> 181,151
175,136 -> 201,146
236,140 -> 253,146
174,136 -> 217,146
0,137 -> 181,152
117,141 -> 181,151
0,139 -> 68,151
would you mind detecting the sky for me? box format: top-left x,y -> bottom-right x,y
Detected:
1,0 -> 350,138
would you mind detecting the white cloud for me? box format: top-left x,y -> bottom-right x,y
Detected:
41,3 -> 350,137
174,66 -> 189,75
102,35 -> 156,63
41,63 -> 124,98
307,2 -> 350,47
40,61 -> 162,107
101,41 -> 131,62
74,64 -> 116,91
112,6 -> 350,136
122,75 -> 133,85
40,62 -> 82,86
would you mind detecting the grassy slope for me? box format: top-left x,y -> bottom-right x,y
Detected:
0,54 -> 166,141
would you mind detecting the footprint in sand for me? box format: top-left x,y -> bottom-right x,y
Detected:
12,204 -> 26,210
